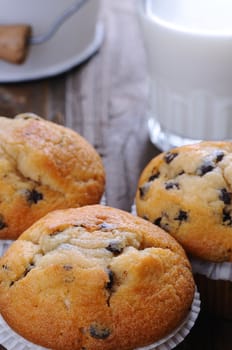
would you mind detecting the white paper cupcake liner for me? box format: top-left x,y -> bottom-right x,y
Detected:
0,315 -> 47,350
190,256 -> 232,281
0,288 -> 200,350
191,258 -> 232,319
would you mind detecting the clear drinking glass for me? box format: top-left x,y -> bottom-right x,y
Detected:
138,0 -> 232,151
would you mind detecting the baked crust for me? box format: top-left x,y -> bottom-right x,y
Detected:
0,25 -> 31,64
0,113 -> 105,239
136,141 -> 232,262
0,205 -> 194,350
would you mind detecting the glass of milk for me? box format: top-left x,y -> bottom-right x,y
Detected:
138,0 -> 232,151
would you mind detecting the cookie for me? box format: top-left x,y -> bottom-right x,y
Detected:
136,141 -> 232,262
0,113 -> 105,239
0,25 -> 31,64
0,205 -> 194,350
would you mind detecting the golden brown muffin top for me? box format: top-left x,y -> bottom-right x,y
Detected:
0,205 -> 194,350
0,114 -> 105,239
136,141 -> 232,262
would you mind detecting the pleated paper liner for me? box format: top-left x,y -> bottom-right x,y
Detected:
190,257 -> 232,320
0,288 -> 200,350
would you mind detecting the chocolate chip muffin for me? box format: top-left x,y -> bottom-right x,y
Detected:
0,205 -> 194,350
136,141 -> 232,262
0,113 -> 105,240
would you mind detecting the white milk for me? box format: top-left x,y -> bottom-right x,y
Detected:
139,0 -> 232,150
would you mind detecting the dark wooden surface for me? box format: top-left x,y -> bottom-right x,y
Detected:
0,0 -> 231,349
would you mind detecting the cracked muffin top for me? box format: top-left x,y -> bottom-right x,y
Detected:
0,205 -> 194,350
136,141 -> 232,262
0,113 -> 105,239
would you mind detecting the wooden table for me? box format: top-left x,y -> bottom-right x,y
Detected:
0,1 -> 231,349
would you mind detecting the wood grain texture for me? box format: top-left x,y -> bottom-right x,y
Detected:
0,1 -> 231,349
65,0 -> 158,210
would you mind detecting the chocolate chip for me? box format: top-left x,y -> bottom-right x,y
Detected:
214,150 -> 225,163
49,230 -> 63,236
89,324 -> 111,339
165,181 -> 180,190
106,242 -> 122,255
23,263 -> 35,277
197,160 -> 215,176
139,186 -> 145,198
75,223 -> 88,229
154,217 -> 162,226
105,269 -> 114,290
153,216 -> 170,232
222,208 -> 232,226
142,215 -> 149,221
26,189 -> 43,204
0,215 -> 7,230
139,182 -> 151,199
63,265 -> 73,271
18,114 -> 41,121
174,210 -> 188,221
148,172 -> 160,182
64,275 -> 75,283
164,152 -> 178,164
1,264 -> 8,270
219,188 -> 231,205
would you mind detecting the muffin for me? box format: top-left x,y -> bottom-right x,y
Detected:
136,141 -> 232,318
0,205 -> 195,350
0,113 -> 105,240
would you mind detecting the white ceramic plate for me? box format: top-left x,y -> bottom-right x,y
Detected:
0,22 -> 104,83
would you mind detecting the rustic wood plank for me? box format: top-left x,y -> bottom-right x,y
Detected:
0,74 -> 68,122
0,81 -> 48,117
46,75 -> 67,124
64,0 -> 158,210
